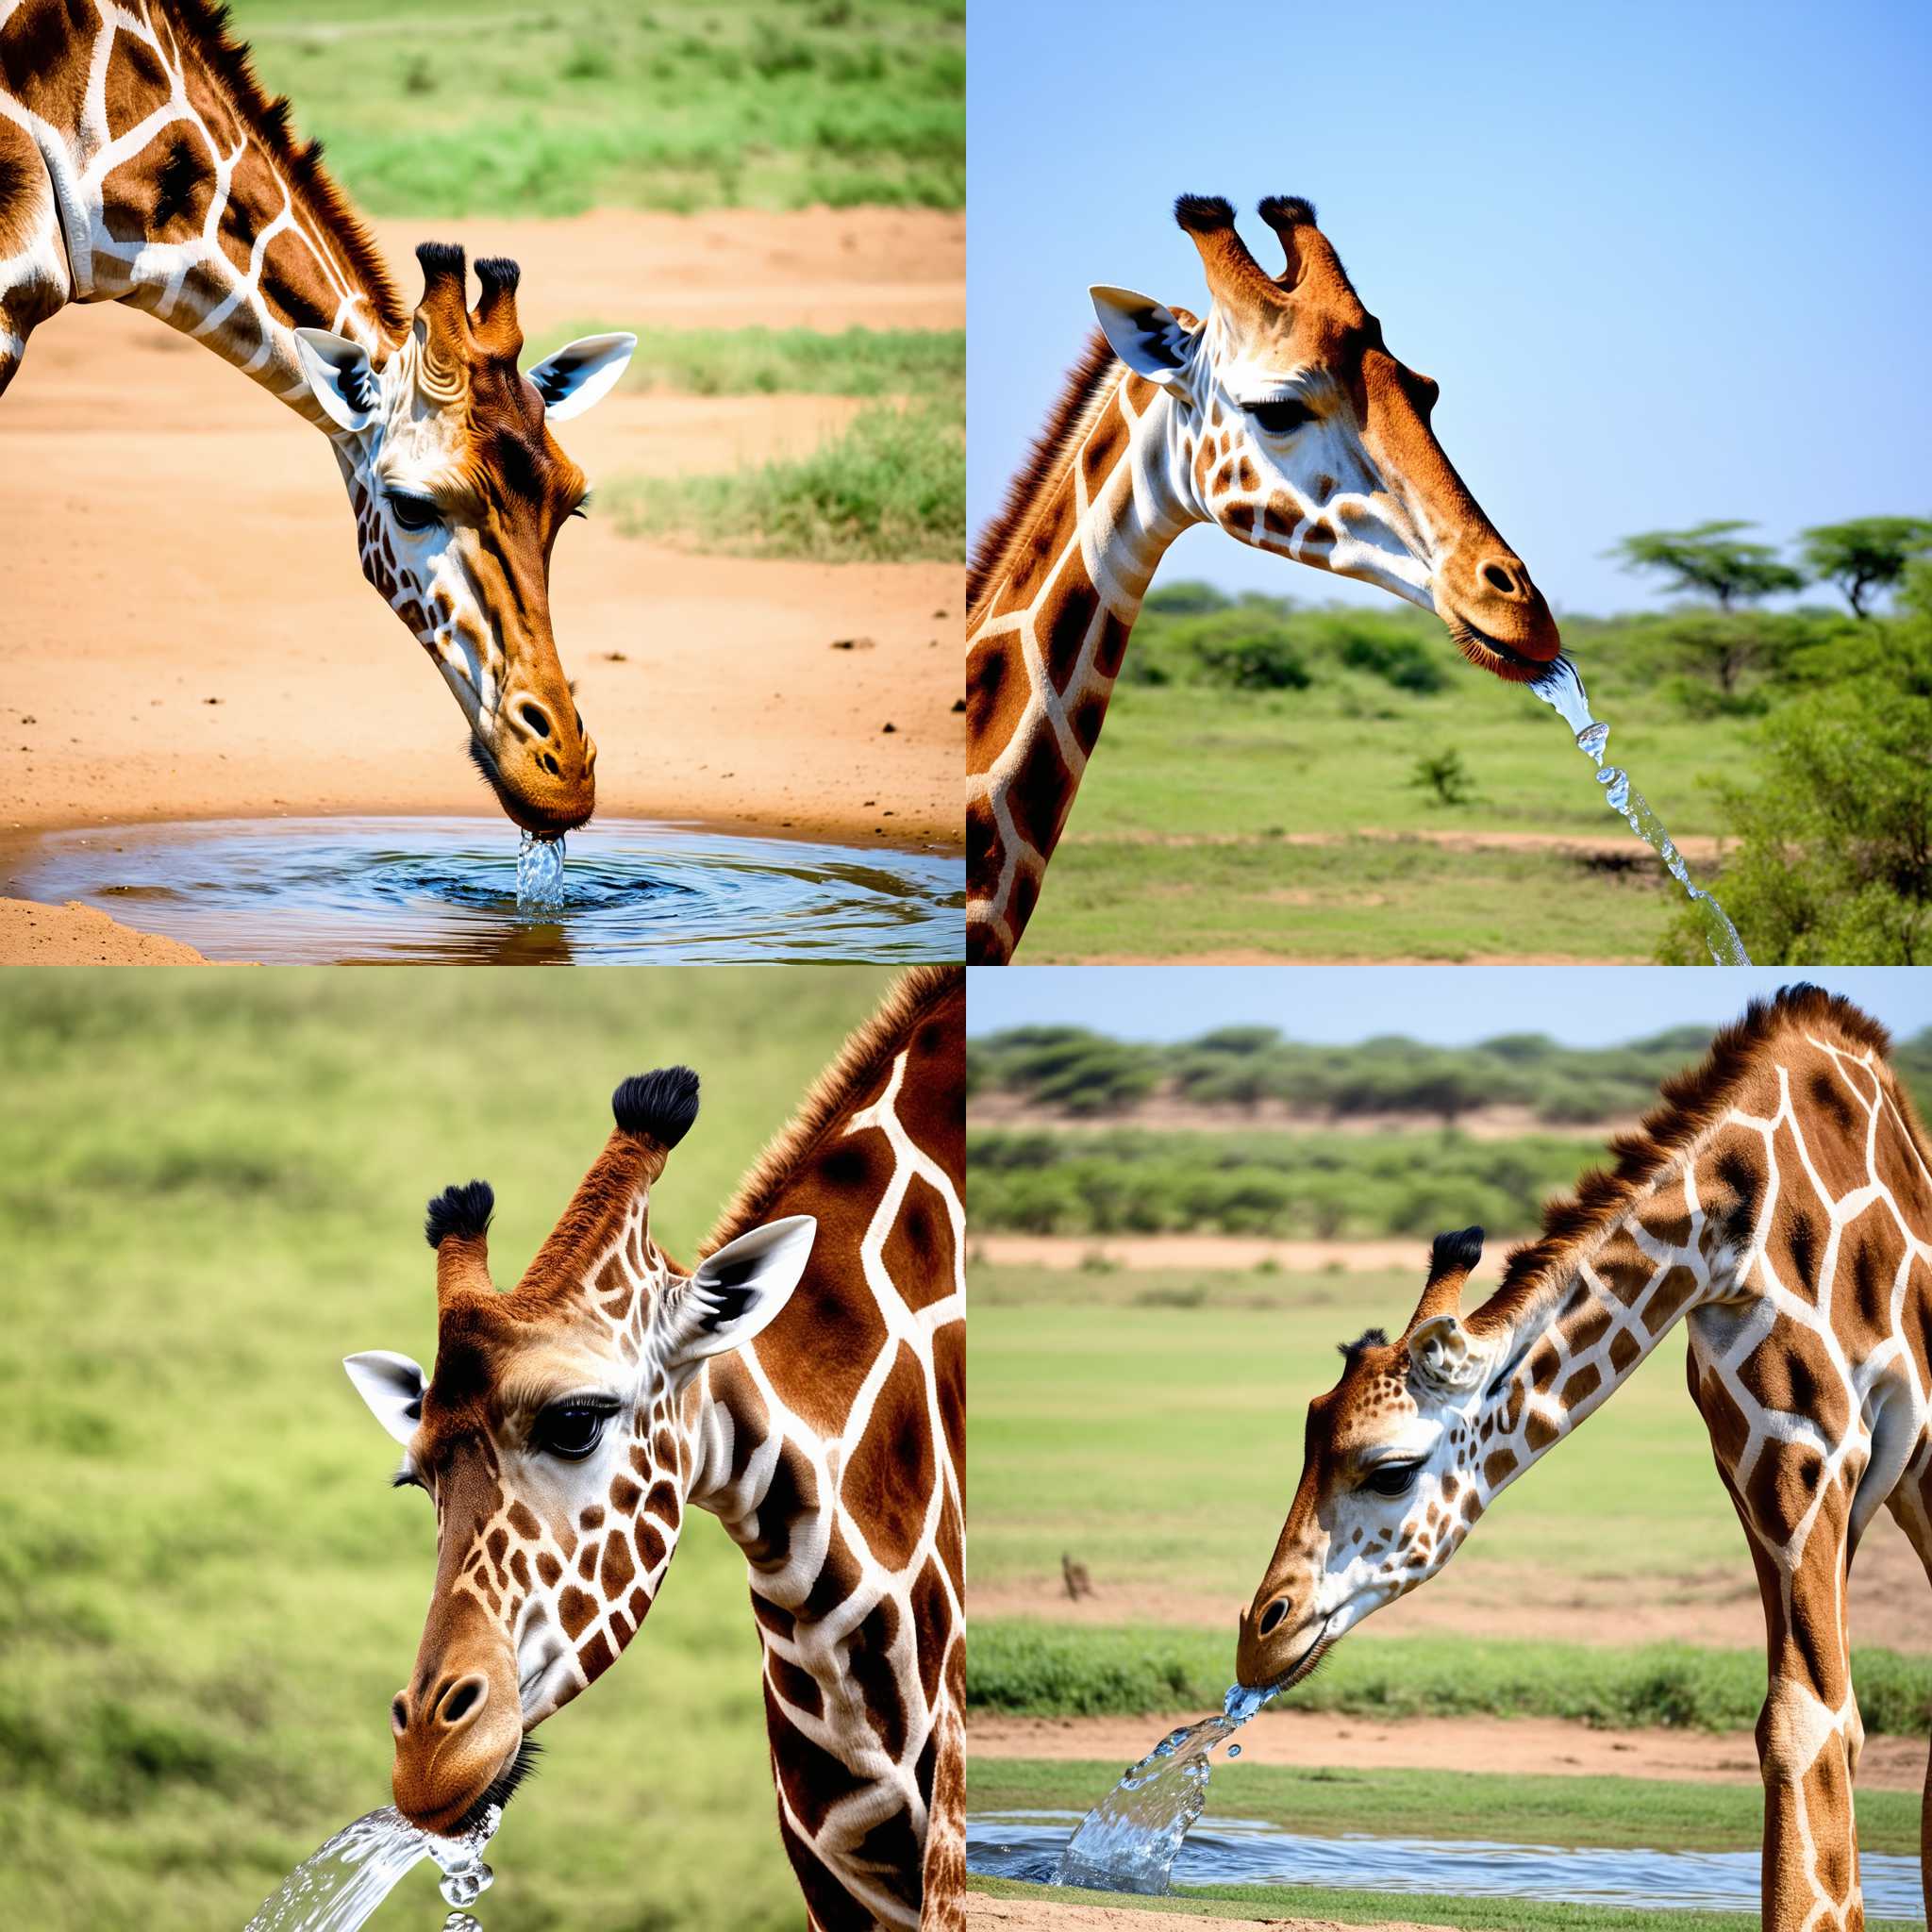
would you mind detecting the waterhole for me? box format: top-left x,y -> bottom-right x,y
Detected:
1,817 -> 962,964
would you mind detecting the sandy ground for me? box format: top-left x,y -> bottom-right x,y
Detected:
969,1893 -> 1453,1932
969,1235 -> 1509,1274
0,894 -> 210,962
1067,828 -> 1725,863
0,207 -> 963,958
972,1504 -> 1932,1653
969,1097 -> 1631,1141
970,1708 -> 1928,1794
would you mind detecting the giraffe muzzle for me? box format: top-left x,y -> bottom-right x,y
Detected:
389,1651 -> 524,1836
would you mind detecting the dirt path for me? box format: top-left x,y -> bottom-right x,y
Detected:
1065,827 -> 1725,864
970,1235 -> 1513,1274
971,1709 -> 1927,1794
0,207 -> 962,958
0,895 -> 212,962
969,1891 -> 1451,1932
974,1506 -> 1932,1654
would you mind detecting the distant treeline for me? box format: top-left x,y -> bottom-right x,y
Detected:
969,1124 -> 1599,1241
967,1022 -> 1932,1241
1124,580 -> 1861,715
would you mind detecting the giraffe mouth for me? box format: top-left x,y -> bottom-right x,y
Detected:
1445,619 -> 1557,685
446,1735 -> 542,1839
464,734 -> 593,835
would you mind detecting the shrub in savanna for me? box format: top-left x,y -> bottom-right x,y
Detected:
1663,566 -> 1932,964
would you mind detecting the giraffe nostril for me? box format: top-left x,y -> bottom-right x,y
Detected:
518,700 -> 552,740
436,1675 -> 486,1727
1258,1597 -> 1290,1636
539,752 -> 561,777
390,1693 -> 409,1738
1482,560 -> 1519,596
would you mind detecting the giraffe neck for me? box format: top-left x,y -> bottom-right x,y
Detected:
1453,1139 -> 1745,1523
965,357 -> 1203,958
19,0 -> 403,425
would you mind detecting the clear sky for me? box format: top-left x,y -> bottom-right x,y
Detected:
966,0 -> 1932,618
964,967 -> 1932,1045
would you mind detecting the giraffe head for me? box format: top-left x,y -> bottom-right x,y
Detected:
1091,197 -> 1560,681
291,243 -> 636,834
341,1068 -> 816,1835
1234,1226 -> 1501,1690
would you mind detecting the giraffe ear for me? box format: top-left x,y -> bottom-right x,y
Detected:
1407,1315 -> 1485,1399
1091,286 -> 1196,390
662,1215 -> 817,1378
525,333 -> 636,422
343,1350 -> 427,1446
292,328 -> 379,435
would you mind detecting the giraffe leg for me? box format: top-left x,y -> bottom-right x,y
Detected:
1712,1452 -> 1863,1931
1882,1443 -> 1932,1917
0,117 -> 73,401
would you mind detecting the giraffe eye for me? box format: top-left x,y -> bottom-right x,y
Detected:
1363,1459 -> 1424,1498
387,491 -> 442,533
533,1400 -> 616,1461
1248,399 -> 1315,436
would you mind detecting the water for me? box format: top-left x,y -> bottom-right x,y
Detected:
0,817 -> 963,964
243,1803 -> 499,1930
1527,657 -> 1751,964
972,1810 -> 1926,1919
515,831 -> 567,913
1052,1683 -> 1276,1893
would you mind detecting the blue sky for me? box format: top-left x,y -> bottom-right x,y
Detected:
966,0 -> 1932,618
965,968 -> 1932,1045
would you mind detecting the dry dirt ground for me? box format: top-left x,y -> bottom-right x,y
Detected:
969,1893 -> 1454,1932
974,1508 -> 1932,1656
971,1708 -> 1927,1795
0,208 -> 962,961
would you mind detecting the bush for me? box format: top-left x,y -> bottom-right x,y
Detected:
1661,566 -> 1932,963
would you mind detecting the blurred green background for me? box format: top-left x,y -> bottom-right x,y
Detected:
237,0 -> 965,216
0,967 -> 894,1930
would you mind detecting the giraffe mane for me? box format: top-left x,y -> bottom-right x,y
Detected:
966,327 -> 1121,620
699,966 -> 963,1257
1480,984 -> 1903,1326
157,0 -> 410,340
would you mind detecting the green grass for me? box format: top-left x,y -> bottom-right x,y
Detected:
1021,672 -> 1734,962
608,393 -> 964,561
967,1262 -> 1743,1593
0,967 -> 899,1931
968,1874 -> 1924,1932
972,1757 -> 1924,1856
235,0 -> 964,216
529,322 -> 965,399
970,1624 -> 1932,1740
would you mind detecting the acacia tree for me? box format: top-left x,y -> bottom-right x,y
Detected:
1609,520 -> 1804,610
1798,516 -> 1932,618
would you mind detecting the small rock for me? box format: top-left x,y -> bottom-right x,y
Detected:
950,698 -> 965,713
881,722 -> 895,733
19,715 -> 34,725
604,651 -> 627,661
204,696 -> 221,705
830,637 -> 877,652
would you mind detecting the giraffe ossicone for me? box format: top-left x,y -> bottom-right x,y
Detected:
0,1 -> 636,834
342,965 -> 968,1930
967,192 -> 1562,960
1236,985 -> 1932,1932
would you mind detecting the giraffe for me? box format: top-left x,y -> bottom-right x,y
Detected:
342,965 -> 967,1931
1234,985 -> 1932,1931
965,193 -> 1563,961
0,0 -> 636,832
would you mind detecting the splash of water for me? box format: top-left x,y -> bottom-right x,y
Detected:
1053,1683 -> 1276,1894
1526,658 -> 1751,965
243,1803 -> 499,1930
515,830 -> 567,914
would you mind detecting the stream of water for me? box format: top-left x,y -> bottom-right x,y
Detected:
1526,658 -> 1751,964
242,1804 -> 498,1930
514,831 -> 568,913
1051,1683 -> 1276,1892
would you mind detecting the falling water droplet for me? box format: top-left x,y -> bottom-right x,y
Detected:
1226,1743 -> 1241,1757
1526,658 -> 1751,965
